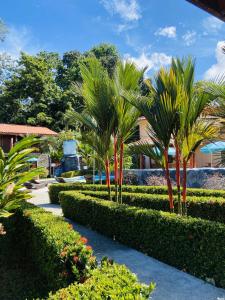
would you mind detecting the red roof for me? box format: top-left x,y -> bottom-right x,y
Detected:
0,124 -> 58,136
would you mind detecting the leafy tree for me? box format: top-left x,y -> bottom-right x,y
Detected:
85,43 -> 119,77
1,52 -> 63,130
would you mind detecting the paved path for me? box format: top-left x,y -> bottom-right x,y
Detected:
30,187 -> 225,300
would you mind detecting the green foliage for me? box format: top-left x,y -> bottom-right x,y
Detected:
48,183 -> 225,204
0,136 -> 44,217
8,202 -> 96,293
85,43 -> 119,77
48,260 -> 154,300
60,191 -> 225,288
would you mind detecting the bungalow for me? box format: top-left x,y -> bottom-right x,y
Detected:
137,117 -> 224,169
0,123 -> 57,153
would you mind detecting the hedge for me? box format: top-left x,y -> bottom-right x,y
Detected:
48,260 -> 154,300
0,202 -> 154,299
5,202 -> 96,293
81,190 -> 225,223
49,183 -> 225,204
60,191 -> 225,288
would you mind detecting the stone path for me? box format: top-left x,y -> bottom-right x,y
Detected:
30,187 -> 225,300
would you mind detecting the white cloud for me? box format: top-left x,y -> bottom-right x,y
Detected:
182,30 -> 197,46
0,26 -> 41,57
155,26 -> 176,38
125,51 -> 172,74
202,16 -> 224,33
100,0 -> 141,22
204,41 -> 225,80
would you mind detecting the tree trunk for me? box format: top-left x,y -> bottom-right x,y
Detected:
105,158 -> 111,200
175,140 -> 182,215
114,134 -> 118,202
119,139 -> 124,204
164,148 -> 174,213
182,159 -> 187,216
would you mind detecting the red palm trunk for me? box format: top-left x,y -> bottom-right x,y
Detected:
114,134 -> 118,202
164,148 -> 174,212
182,159 -> 187,216
119,139 -> 124,203
105,158 -> 111,200
175,141 -> 182,215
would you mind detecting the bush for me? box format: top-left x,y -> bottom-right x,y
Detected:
48,260 -> 154,300
49,183 -> 225,204
60,191 -> 225,288
7,203 -> 96,293
81,190 -> 225,223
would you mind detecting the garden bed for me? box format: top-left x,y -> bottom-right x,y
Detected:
59,190 -> 225,288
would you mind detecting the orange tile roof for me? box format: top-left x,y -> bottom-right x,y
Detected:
0,124 -> 58,136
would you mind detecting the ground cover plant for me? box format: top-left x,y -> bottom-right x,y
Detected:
60,190 -> 225,288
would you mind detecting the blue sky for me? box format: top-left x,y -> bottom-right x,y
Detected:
1,0 -> 225,80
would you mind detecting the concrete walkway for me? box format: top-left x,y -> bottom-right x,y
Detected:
30,187 -> 225,300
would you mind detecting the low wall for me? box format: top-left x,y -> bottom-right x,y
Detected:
123,168 -> 225,188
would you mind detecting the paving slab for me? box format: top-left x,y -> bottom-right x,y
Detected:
30,188 -> 225,300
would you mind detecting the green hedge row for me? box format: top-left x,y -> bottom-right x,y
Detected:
60,191 -> 225,288
9,203 -> 96,293
49,183 -> 225,204
48,260 -> 154,299
1,203 -> 154,299
81,190 -> 225,223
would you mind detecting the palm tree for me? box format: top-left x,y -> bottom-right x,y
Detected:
181,119 -> 218,214
67,58 -> 117,199
130,68 -> 179,212
0,136 -> 44,218
114,61 -> 143,203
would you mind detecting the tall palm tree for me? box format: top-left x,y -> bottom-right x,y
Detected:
114,61 -> 143,202
130,68 -> 180,212
67,58 -> 117,199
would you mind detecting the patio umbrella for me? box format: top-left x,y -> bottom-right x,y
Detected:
153,147 -> 175,156
200,142 -> 225,154
27,157 -> 38,163
200,142 -> 225,167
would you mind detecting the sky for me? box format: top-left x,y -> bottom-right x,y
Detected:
0,0 -> 225,80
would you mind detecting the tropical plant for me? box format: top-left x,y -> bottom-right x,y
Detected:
0,136 -> 44,218
113,61 -> 143,202
67,58 -> 117,199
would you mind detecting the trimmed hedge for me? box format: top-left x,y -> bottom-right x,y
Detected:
60,191 -> 225,288
0,203 -> 154,299
49,183 -> 225,204
48,260 -> 154,299
7,203 -> 96,293
81,190 -> 225,223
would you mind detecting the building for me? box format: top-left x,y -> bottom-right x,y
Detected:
187,0 -> 225,22
0,123 -> 57,153
137,117 -> 224,169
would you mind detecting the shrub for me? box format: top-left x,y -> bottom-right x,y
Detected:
60,191 -> 225,288
48,260 -> 154,300
81,190 -> 225,223
8,202 -> 96,292
49,183 -> 225,204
